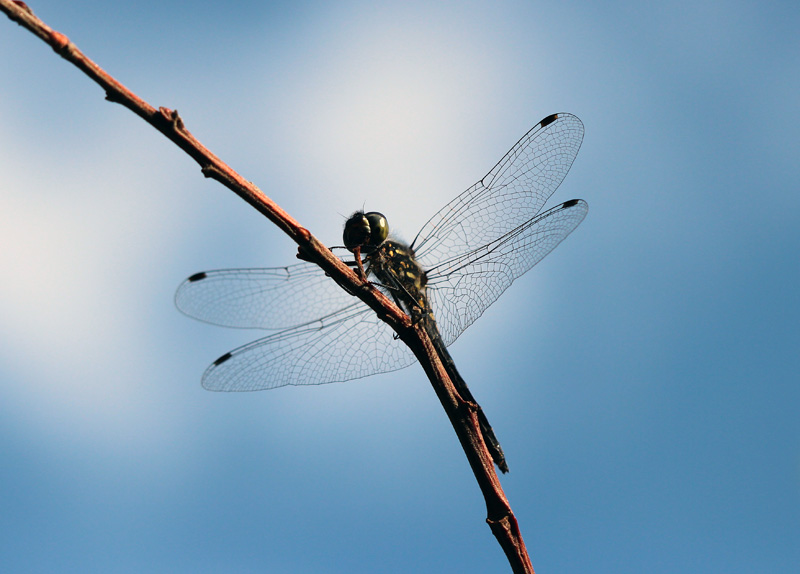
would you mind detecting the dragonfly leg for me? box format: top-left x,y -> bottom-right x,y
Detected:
352,246 -> 369,282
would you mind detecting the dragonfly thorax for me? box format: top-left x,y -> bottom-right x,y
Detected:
367,239 -> 429,316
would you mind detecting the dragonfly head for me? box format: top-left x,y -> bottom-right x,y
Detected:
343,211 -> 389,254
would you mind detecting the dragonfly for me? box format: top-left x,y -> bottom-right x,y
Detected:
176,112 -> 588,473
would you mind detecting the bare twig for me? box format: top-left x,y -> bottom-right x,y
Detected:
1,2 -> 535,572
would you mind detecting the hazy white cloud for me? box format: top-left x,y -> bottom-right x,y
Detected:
0,113 -> 192,451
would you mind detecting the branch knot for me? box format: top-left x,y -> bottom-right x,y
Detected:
158,107 -> 185,131
49,30 -> 70,55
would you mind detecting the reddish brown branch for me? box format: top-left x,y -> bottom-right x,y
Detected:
1,2 -> 534,572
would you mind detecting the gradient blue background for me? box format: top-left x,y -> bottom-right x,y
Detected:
2,1 -> 798,572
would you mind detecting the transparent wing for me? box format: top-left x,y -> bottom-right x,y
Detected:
175,262 -> 357,330
412,113 -> 584,264
179,113 -> 586,391
200,301 -> 417,391
425,199 -> 588,346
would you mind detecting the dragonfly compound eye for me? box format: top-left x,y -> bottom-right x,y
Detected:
343,211 -> 389,254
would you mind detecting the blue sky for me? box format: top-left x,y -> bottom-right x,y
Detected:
1,1 -> 798,572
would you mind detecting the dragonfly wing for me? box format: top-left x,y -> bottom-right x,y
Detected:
201,301 -> 417,391
424,199 -> 588,346
175,262 -> 357,330
412,113 -> 584,264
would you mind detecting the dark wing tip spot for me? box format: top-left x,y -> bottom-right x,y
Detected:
213,352 -> 233,366
188,272 -> 208,282
540,113 -> 558,128
562,199 -> 581,208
